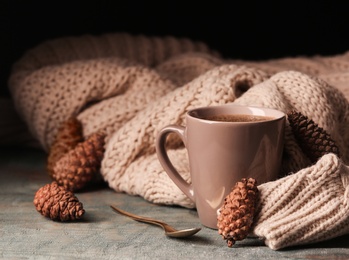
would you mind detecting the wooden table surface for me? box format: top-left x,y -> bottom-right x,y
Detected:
1,146 -> 349,259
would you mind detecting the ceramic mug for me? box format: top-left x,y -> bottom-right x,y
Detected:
155,104 -> 285,229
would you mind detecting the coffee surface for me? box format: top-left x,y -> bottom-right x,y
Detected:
203,114 -> 275,122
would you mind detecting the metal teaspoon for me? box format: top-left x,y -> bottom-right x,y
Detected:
110,205 -> 201,238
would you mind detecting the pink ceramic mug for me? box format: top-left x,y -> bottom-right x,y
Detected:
155,104 -> 285,229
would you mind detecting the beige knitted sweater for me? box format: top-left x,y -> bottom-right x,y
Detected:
8,33 -> 349,250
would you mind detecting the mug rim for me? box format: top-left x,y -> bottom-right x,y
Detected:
187,104 -> 285,124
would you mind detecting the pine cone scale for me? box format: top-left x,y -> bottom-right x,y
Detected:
287,110 -> 340,163
33,182 -> 85,221
217,178 -> 259,247
52,131 -> 106,191
47,118 -> 83,177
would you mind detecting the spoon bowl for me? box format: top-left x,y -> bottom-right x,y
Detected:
110,205 -> 201,238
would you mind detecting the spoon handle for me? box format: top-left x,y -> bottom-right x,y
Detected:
110,205 -> 175,231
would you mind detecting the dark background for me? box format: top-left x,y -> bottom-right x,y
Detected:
2,1 -> 349,97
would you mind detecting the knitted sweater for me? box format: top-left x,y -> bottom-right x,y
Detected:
8,33 -> 349,250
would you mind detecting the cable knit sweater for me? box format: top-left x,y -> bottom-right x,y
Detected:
8,33 -> 349,250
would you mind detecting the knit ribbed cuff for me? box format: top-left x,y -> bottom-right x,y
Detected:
252,153 -> 349,250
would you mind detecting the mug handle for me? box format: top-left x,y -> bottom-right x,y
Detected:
155,125 -> 194,202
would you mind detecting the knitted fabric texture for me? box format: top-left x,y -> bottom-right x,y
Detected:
252,153 -> 349,250
8,33 -> 349,249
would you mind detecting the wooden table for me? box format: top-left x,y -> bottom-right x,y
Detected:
1,146 -> 349,259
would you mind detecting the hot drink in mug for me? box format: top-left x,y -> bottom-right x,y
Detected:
155,104 -> 285,229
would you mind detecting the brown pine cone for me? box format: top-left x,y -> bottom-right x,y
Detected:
33,181 -> 85,221
47,117 -> 83,178
52,131 -> 106,191
287,110 -> 340,163
217,178 -> 259,247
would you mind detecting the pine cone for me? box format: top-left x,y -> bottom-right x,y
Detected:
33,181 -> 85,221
47,117 -> 83,178
217,178 -> 259,247
287,110 -> 340,163
52,131 -> 106,191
